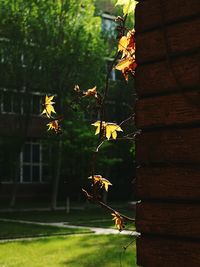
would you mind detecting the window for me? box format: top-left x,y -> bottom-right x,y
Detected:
0,89 -> 43,115
102,13 -> 116,38
20,140 -> 50,183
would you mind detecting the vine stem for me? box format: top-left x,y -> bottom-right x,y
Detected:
85,14 -> 136,227
82,189 -> 135,223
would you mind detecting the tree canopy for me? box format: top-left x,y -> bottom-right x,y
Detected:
0,0 -> 106,93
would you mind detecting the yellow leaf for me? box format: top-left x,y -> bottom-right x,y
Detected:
116,0 -> 138,15
118,36 -> 128,56
105,123 -> 123,140
41,95 -> 56,118
101,178 -> 112,191
88,175 -> 112,191
115,57 -> 134,71
91,121 -> 123,140
47,120 -> 60,133
91,121 -> 106,135
112,212 -> 125,231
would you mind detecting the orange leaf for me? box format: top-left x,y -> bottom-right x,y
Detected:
112,212 -> 125,231
47,120 -> 60,133
83,86 -> 98,98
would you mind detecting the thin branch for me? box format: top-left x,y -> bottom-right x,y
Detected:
82,188 -> 135,223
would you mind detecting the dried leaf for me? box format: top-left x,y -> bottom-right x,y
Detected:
41,95 -> 56,118
118,30 -> 135,57
112,212 -> 125,231
115,57 -> 134,71
83,86 -> 98,98
47,120 -> 60,133
115,57 -> 137,81
91,121 -> 123,140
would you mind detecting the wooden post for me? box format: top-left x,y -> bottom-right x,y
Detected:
135,0 -> 200,266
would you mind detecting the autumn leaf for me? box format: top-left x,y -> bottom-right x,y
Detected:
88,175 -> 112,191
115,57 -> 134,71
91,121 -> 106,136
127,30 -> 136,52
116,0 -> 138,15
118,36 -> 129,57
83,86 -> 98,98
115,56 -> 137,81
112,212 -> 125,231
47,119 -> 60,133
118,30 -> 135,57
105,123 -> 123,139
91,121 -> 123,140
41,95 -> 56,118
101,178 -> 112,191
116,28 -> 136,81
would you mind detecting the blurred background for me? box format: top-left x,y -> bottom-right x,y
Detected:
0,0 -> 136,209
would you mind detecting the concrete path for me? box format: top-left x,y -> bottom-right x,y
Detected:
0,218 -> 139,242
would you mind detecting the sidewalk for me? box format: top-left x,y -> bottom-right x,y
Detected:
0,218 -> 139,242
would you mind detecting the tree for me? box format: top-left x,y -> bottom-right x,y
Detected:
0,0 -> 107,207
41,0 -> 138,230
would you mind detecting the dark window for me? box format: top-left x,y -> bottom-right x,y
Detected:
3,91 -> 12,112
23,165 -> 31,182
23,144 -> 31,162
32,144 -> 40,163
32,95 -> 41,114
32,165 -> 40,182
13,93 -> 22,113
20,140 -> 50,183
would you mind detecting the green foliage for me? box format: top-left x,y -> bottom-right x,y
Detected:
0,0 -> 106,91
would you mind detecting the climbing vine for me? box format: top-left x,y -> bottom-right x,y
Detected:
41,0 -> 138,231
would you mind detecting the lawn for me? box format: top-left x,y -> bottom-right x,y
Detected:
0,221 -> 91,239
0,203 -> 135,230
0,234 -> 137,267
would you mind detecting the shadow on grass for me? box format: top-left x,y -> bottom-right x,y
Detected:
0,221 -> 92,240
60,235 -> 137,267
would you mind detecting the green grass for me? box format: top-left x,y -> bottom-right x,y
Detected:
0,221 -> 91,239
0,204 -> 135,230
0,235 -> 137,267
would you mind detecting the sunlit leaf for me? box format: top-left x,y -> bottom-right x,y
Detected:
115,56 -> 137,81
112,212 -> 125,231
88,175 -> 112,191
118,30 -> 136,59
47,119 -> 60,133
115,57 -> 134,71
116,0 -> 138,15
101,177 -> 112,191
91,121 -> 123,140
41,95 -> 56,118
83,86 -> 98,98
118,36 -> 129,57
91,121 -> 106,136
